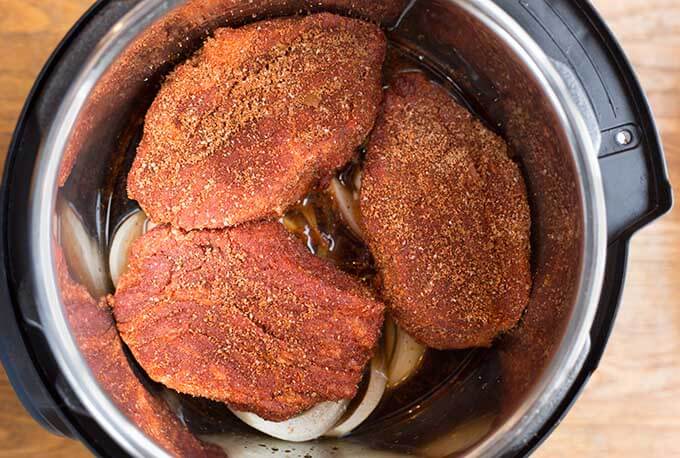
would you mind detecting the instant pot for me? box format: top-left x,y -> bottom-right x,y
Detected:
0,0 -> 671,456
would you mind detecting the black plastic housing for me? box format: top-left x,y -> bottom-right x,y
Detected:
0,1 -> 671,457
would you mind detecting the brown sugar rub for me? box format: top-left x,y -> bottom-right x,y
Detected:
360,72 -> 531,350
128,13 -> 386,230
55,248 -> 223,457
110,221 -> 384,421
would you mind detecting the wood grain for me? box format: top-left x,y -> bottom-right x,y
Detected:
0,0 -> 677,457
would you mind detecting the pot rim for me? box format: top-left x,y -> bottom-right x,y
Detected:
28,1 -> 607,457
453,0 -> 607,456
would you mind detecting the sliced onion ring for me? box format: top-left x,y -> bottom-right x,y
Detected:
325,352 -> 387,437
144,219 -> 158,232
230,401 -> 348,442
387,325 -> 426,388
353,168 -> 362,191
329,177 -> 363,238
108,210 -> 147,287
383,317 -> 398,365
58,200 -> 110,298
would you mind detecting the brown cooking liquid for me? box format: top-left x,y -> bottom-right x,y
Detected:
100,44 -> 503,455
282,155 -> 376,282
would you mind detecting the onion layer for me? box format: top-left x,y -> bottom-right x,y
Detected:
58,200 -> 109,298
108,210 -> 147,287
230,401 -> 348,442
326,352 -> 387,437
387,323 -> 426,387
329,176 -> 363,238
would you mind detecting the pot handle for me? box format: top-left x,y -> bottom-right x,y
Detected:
500,0 -> 672,242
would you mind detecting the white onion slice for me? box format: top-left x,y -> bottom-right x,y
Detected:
230,400 -> 349,442
387,326 -> 426,387
353,168 -> 362,191
329,177 -> 363,238
300,198 -> 319,233
383,317 -> 398,365
58,200 -> 109,298
108,210 -> 147,287
325,353 -> 387,437
144,219 -> 157,232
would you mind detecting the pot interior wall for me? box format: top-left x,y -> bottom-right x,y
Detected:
53,0 -> 584,456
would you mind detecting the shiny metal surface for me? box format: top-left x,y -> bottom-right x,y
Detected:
32,2 -> 185,457
29,0 -> 607,456
444,4 -> 606,456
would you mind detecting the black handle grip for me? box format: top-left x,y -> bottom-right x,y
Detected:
497,0 -> 672,242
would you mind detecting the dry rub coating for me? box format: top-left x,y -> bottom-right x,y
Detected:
55,248 -> 223,457
128,13 -> 386,230
57,1 -> 406,188
360,73 -> 531,350
110,221 -> 384,421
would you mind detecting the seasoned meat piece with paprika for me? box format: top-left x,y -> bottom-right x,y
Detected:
56,248 -> 222,457
128,13 -> 385,230
360,72 -> 531,349
111,221 -> 384,421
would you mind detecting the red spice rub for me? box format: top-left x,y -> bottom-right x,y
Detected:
128,13 -> 386,230
110,221 -> 384,421
360,72 -> 531,350
55,248 -> 222,457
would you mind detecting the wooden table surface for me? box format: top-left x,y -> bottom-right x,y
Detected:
0,1 -> 678,456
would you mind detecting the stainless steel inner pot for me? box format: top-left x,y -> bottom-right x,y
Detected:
29,0 -> 607,456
